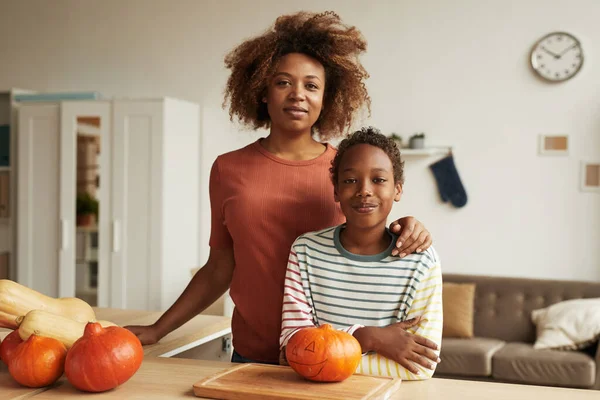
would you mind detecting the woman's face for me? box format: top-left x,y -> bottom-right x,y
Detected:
264,53 -> 325,135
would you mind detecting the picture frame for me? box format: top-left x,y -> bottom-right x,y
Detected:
580,161 -> 600,193
538,134 -> 569,155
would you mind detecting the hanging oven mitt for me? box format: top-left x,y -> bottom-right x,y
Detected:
429,155 -> 467,208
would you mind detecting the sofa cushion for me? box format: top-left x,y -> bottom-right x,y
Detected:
492,342 -> 596,388
436,337 -> 505,377
532,298 -> 600,350
442,283 -> 476,338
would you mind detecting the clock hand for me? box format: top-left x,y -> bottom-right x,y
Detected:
559,43 -> 578,56
540,46 -> 561,59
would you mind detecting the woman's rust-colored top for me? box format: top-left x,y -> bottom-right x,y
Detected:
209,140 -> 344,362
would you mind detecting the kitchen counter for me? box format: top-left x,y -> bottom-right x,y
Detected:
2,357 -> 599,400
1,307 -> 231,400
2,308 -> 231,359
25,358 -> 230,399
2,309 -> 598,399
93,308 -> 231,357
0,361 -> 47,400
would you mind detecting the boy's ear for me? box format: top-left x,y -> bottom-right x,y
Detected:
394,183 -> 403,202
333,185 -> 340,202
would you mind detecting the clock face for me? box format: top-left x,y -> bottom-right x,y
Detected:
530,32 -> 584,82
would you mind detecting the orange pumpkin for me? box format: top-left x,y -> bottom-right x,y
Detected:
286,324 -> 362,382
8,334 -> 67,387
0,330 -> 23,366
65,322 -> 144,392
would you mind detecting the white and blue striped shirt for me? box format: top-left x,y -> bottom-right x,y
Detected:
280,225 -> 443,380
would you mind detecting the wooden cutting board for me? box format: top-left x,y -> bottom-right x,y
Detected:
193,363 -> 401,400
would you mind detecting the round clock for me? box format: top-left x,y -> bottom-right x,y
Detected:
530,32 -> 584,82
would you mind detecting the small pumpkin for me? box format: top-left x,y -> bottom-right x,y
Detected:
8,334 -> 67,387
65,322 -> 144,392
0,330 -> 23,366
286,324 -> 362,382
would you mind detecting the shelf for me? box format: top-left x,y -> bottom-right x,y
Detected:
400,147 -> 451,157
76,289 -> 98,296
0,166 -> 10,172
76,225 -> 98,233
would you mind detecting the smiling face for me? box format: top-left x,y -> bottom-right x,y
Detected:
334,144 -> 402,231
263,52 -> 325,136
287,339 -> 329,378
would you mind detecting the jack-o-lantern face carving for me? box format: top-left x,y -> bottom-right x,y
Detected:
286,324 -> 362,382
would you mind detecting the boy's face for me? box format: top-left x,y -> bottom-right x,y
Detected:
334,144 -> 402,230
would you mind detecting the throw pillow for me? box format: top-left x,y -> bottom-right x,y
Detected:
442,282 -> 476,338
532,298 -> 600,350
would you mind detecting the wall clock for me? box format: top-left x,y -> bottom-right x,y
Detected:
530,32 -> 583,82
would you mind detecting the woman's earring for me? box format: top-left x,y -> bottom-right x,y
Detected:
262,97 -> 267,103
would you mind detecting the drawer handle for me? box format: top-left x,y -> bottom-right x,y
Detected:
61,219 -> 69,251
112,220 -> 121,252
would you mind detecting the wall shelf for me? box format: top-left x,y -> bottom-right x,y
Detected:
400,147 -> 452,157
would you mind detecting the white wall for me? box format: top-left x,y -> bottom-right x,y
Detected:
1,0 -> 599,285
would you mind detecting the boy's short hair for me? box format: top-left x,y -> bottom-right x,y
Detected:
330,127 -> 405,185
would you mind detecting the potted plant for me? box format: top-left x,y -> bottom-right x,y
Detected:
409,133 -> 426,149
76,192 -> 98,227
390,133 -> 403,149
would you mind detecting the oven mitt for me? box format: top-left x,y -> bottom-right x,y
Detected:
429,155 -> 467,208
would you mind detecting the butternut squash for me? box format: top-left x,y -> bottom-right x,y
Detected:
17,309 -> 117,349
0,280 -> 96,329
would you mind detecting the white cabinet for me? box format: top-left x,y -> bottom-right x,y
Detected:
0,89 -> 35,281
17,103 -> 62,298
17,98 -> 199,311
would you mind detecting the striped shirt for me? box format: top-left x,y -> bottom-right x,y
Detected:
280,225 -> 443,380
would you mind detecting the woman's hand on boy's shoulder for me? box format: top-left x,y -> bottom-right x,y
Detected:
389,216 -> 432,258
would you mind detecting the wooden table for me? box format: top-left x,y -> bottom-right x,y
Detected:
2,311 -> 598,399
24,358 -> 228,399
14,357 -> 600,400
1,308 -> 231,400
399,377 -> 599,400
0,361 -> 48,400
93,308 -> 232,358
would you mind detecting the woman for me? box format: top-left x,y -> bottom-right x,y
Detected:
126,11 -> 433,364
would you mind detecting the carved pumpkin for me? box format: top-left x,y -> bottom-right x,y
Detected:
0,330 -> 23,366
286,324 -> 362,382
8,334 -> 67,387
65,322 -> 144,392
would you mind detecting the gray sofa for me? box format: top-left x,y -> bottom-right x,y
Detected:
435,274 -> 600,389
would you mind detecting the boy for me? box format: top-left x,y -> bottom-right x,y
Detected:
280,127 -> 442,380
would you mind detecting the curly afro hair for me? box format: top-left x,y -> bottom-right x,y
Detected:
223,11 -> 371,141
330,127 -> 405,185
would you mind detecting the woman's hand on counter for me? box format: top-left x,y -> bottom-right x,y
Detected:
125,324 -> 162,345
